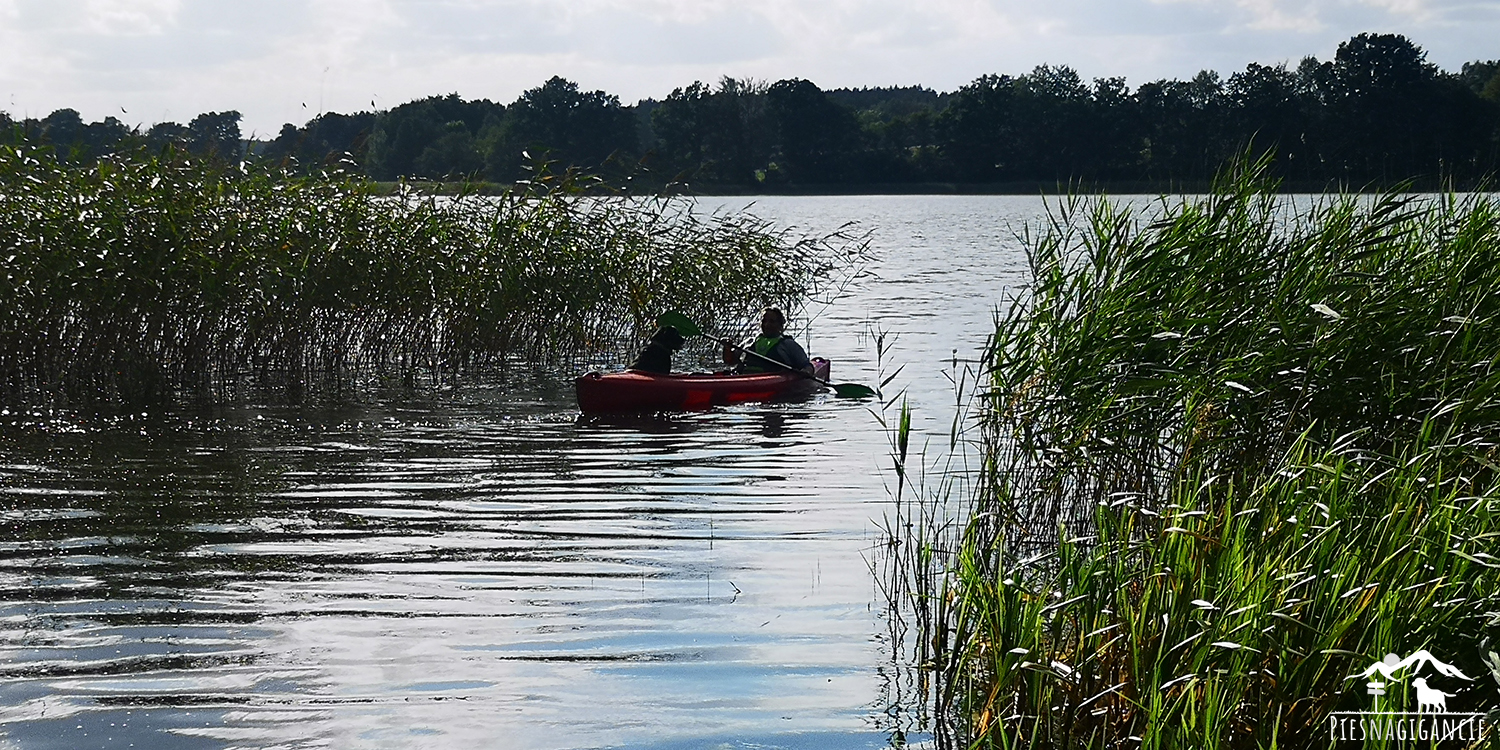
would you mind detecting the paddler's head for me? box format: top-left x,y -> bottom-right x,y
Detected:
759,308 -> 786,338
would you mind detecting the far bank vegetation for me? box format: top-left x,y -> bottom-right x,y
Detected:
4,34 -> 1499,191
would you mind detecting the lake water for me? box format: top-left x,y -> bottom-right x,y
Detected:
0,195 -> 1047,750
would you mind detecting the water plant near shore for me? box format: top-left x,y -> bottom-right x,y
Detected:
0,145 -> 857,405
902,160 -> 1500,747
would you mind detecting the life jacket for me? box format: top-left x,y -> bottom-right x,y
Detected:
742,335 -> 788,372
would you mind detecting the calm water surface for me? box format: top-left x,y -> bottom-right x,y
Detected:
0,195 -> 1045,749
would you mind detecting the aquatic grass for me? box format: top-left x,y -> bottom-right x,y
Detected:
903,158 -> 1500,747
871,323 -> 992,745
0,145 -> 860,405
984,162 -> 1500,545
936,435 -> 1500,748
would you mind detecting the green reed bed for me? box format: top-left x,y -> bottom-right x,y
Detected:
0,145 -> 853,405
906,161 -> 1500,747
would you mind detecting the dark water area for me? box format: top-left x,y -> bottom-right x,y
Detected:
0,196 -> 1042,749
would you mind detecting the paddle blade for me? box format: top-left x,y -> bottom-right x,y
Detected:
656,311 -> 702,337
831,382 -> 877,399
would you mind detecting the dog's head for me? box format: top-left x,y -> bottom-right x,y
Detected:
650,325 -> 685,351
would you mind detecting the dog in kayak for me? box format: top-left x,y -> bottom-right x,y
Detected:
627,325 -> 685,374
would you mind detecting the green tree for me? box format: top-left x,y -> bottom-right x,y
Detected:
937,74 -> 1021,182
649,78 -> 772,186
765,78 -> 864,183
415,122 -> 483,177
485,77 -> 637,181
81,117 -> 134,158
1461,60 -> 1500,100
41,109 -> 85,149
1134,70 -> 1233,179
1319,33 -> 1442,179
1225,62 -> 1312,172
938,67 -> 1137,183
146,121 -> 188,149
262,111 -> 378,172
1011,65 -> 1097,179
187,111 -> 242,160
366,94 -> 501,180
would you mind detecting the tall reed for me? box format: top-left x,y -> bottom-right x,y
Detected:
907,158 -> 1500,747
0,145 -> 858,405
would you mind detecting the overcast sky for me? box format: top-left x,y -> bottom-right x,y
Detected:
1,0 -> 1496,137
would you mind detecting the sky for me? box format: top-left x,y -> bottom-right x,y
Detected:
0,0 -> 1496,137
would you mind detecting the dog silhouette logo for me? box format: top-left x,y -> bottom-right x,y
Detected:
1412,677 -> 1453,713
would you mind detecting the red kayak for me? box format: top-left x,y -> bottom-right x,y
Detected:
576,358 -> 831,413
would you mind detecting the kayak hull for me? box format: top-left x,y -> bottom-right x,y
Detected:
576,358 -> 830,414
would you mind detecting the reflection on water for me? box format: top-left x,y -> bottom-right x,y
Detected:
1,396 -> 888,748
0,195 -> 1043,749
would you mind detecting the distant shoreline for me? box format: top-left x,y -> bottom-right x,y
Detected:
376,177 -> 1497,197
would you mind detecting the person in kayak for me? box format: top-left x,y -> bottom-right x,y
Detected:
627,325 -> 685,374
723,308 -> 813,374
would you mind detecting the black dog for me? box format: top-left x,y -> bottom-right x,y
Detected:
627,325 -> 685,374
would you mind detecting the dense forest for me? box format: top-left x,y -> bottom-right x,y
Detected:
4,33 -> 1498,190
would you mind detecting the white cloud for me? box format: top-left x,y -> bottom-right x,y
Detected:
1235,0 -> 1322,31
1145,0 -> 1323,32
81,0 -> 180,35
1354,0 -> 1433,19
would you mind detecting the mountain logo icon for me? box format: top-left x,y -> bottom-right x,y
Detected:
1353,650 -> 1473,683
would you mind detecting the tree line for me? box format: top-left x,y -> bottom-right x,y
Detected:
5,33 -> 1499,189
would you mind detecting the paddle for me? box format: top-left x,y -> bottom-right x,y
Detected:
657,311 -> 876,399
